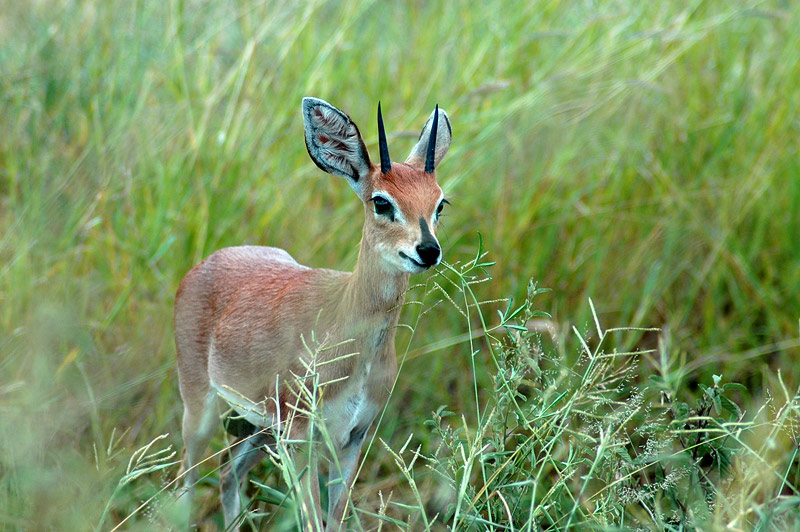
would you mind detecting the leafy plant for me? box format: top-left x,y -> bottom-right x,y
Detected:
380,249 -> 800,531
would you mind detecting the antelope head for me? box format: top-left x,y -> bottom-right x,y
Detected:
302,97 -> 452,274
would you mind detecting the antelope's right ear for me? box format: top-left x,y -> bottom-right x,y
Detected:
302,97 -> 372,193
405,106 -> 452,172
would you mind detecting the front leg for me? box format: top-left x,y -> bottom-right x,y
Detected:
220,432 -> 271,530
326,425 -> 369,531
295,442 -> 324,531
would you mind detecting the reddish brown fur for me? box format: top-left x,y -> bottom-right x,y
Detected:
373,163 -> 441,213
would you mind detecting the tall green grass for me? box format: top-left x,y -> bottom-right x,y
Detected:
1,0 -> 798,529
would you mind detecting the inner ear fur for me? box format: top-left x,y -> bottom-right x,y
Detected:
302,97 -> 372,190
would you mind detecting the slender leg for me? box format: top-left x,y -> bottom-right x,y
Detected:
220,432 -> 271,530
298,444 -> 324,532
325,428 -> 367,532
177,391 -> 220,523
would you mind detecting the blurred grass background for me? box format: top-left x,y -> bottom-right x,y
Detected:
1,0 -> 799,529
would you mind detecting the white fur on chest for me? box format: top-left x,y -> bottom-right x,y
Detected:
320,321 -> 393,448
322,369 -> 380,449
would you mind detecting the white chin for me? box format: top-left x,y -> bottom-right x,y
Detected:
385,256 -> 425,274
405,262 -> 427,274
402,256 -> 430,274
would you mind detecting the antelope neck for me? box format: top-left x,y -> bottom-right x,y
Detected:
346,235 -> 410,315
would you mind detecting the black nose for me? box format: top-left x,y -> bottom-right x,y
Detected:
416,241 -> 441,267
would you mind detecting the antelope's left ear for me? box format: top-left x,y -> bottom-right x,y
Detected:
405,107 -> 452,171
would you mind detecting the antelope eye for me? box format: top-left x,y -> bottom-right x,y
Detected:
372,197 -> 394,219
436,199 -> 449,217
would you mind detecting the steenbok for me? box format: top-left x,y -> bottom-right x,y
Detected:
174,97 -> 451,530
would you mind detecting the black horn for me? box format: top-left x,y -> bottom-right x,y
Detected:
377,102 -> 391,174
425,104 -> 439,173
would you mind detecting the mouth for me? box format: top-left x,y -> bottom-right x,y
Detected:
399,251 -> 429,270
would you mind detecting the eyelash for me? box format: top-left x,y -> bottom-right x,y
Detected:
436,199 -> 450,218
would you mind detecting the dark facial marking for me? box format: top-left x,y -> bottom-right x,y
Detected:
419,217 -> 435,242
416,217 -> 441,267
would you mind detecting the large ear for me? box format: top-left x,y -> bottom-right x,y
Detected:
405,107 -> 452,171
302,97 -> 372,192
